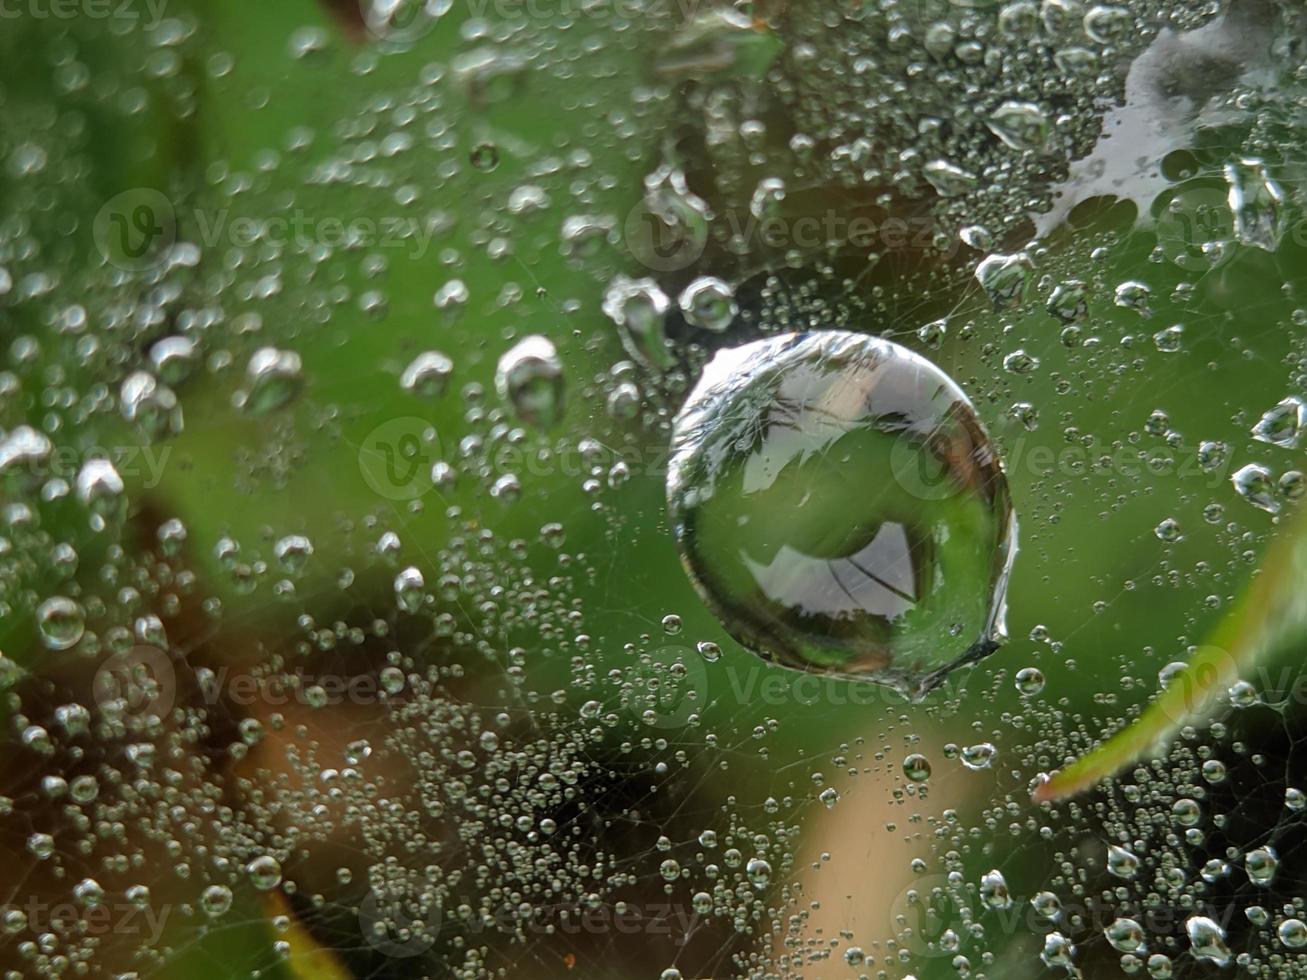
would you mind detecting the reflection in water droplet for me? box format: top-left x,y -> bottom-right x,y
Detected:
495,335 -> 565,429
1225,156 -> 1284,251
1245,846 -> 1278,886
979,869 -> 1012,910
37,596 -> 85,651
666,331 -> 1016,700
241,347 -> 304,416
1187,915 -> 1231,966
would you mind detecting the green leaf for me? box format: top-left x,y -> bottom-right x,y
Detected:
1034,499 -> 1307,803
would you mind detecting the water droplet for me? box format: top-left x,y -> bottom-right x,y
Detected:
241,347 -> 304,415
200,884 -> 233,918
1154,518 -> 1181,542
1107,844 -> 1139,879
400,351 -> 454,399
469,141 -> 499,171
1187,915 -> 1231,966
1226,157 -> 1285,251
603,276 -> 674,370
1015,666 -> 1045,695
986,100 -> 1050,151
1252,396 -> 1304,448
1233,463 -> 1279,513
1279,918 -> 1307,949
962,742 -> 997,770
923,159 -> 978,197
1105,917 -> 1146,954
1046,280 -> 1087,323
1083,5 -> 1131,42
274,535 -> 314,574
395,566 -> 425,614
0,425 -> 51,476
1033,891 -> 1062,921
120,371 -> 182,440
247,855 -> 283,891
76,459 -> 125,525
678,276 -> 738,333
149,336 -> 198,385
1113,280 -> 1152,316
667,331 -> 1016,700
1171,798 -> 1202,827
1245,846 -> 1278,886
975,251 -> 1032,309
37,596 -> 85,650
904,753 -> 932,782
979,870 -> 1012,910
1041,931 -> 1075,970
496,335 -> 565,429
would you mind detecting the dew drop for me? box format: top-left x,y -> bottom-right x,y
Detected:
678,276 -> 738,333
496,335 -> 565,429
1245,846 -> 1278,886
1233,463 -> 1279,513
903,753 -> 932,782
666,331 -> 1016,700
241,347 -> 304,415
1107,844 -> 1140,879
37,596 -> 85,651
1186,915 -> 1231,966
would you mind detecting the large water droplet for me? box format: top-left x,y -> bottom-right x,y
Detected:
1186,915 -> 1231,966
241,347 -> 304,416
666,331 -> 1016,700
1245,846 -> 1279,887
496,335 -> 565,429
